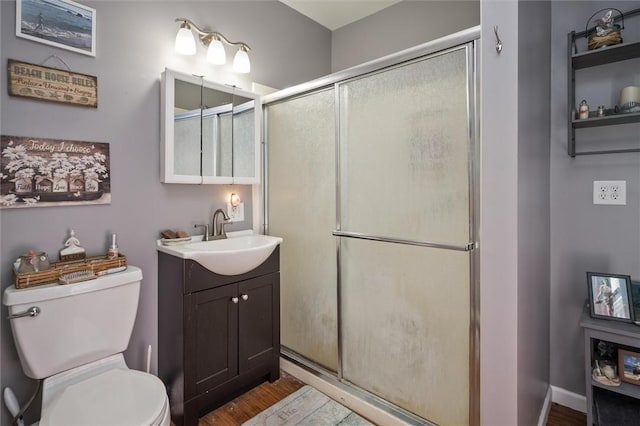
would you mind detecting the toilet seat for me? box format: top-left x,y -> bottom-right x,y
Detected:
40,368 -> 168,426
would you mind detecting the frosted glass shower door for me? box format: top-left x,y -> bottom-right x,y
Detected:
338,46 -> 473,425
266,89 -> 338,372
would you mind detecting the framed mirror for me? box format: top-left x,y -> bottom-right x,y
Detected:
161,68 -> 261,184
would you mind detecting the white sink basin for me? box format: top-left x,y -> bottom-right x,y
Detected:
157,232 -> 283,276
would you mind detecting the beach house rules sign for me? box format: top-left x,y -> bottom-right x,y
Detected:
8,59 -> 97,107
1,135 -> 111,209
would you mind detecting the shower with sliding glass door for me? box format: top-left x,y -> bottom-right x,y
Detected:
263,29 -> 479,426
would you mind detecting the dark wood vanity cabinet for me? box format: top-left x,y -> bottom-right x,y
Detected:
158,249 -> 280,426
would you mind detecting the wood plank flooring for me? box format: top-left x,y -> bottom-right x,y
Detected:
546,402 -> 586,426
198,371 -> 305,425
189,372 -> 586,425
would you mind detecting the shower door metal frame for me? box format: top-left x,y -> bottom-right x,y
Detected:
262,25 -> 480,426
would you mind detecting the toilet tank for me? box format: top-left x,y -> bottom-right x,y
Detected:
3,266 -> 142,379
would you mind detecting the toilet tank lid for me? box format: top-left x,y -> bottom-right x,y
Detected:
3,266 -> 142,307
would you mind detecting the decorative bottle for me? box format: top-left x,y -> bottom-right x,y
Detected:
579,100 -> 589,119
107,234 -> 119,259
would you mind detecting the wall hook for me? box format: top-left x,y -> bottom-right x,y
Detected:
493,25 -> 503,54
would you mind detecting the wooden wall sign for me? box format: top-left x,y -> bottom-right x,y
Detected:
1,135 -> 110,209
7,59 -> 97,107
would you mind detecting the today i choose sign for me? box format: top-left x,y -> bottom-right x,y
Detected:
7,59 -> 97,108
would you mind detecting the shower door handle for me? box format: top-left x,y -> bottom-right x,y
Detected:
333,231 -> 477,252
8,306 -> 40,320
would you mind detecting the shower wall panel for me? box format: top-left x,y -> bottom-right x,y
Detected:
266,89 -> 338,372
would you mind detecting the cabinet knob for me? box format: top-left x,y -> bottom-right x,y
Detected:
241,294 -> 249,301
231,297 -> 239,304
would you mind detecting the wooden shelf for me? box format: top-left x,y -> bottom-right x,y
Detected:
592,379 -> 640,400
572,112 -> 640,129
582,311 -> 640,425
580,313 -> 640,340
572,41 -> 640,69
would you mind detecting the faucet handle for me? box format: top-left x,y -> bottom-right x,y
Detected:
218,220 -> 231,239
194,224 -> 210,241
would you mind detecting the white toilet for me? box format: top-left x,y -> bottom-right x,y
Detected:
3,266 -> 170,426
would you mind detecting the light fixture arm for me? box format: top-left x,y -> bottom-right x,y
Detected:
175,18 -> 250,51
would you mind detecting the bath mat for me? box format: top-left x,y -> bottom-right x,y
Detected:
242,385 -> 373,426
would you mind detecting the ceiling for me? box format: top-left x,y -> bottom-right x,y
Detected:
279,0 -> 402,31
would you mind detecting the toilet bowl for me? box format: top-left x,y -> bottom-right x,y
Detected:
38,354 -> 170,426
3,266 -> 169,426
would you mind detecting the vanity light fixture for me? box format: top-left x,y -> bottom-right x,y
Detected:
174,18 -> 251,74
230,192 -> 241,207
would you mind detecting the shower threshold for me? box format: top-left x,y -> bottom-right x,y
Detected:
280,349 -> 435,426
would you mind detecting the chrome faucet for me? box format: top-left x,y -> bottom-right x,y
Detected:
211,209 -> 231,240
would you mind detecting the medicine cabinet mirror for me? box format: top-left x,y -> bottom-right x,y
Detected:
161,68 -> 260,184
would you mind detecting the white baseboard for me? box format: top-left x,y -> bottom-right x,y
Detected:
537,386 -> 552,426
280,358 -> 410,426
551,385 -> 587,413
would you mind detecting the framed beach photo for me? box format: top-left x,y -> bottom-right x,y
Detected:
587,272 -> 634,323
16,0 -> 96,57
618,349 -> 640,385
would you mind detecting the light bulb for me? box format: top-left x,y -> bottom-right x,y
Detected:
207,38 -> 226,65
175,25 -> 196,55
230,193 -> 241,207
233,46 -> 250,74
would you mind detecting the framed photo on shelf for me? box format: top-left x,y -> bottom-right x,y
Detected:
16,0 -> 96,56
587,272 -> 634,323
618,349 -> 640,385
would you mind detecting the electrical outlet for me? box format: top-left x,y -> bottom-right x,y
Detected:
227,202 -> 244,222
593,181 -> 626,205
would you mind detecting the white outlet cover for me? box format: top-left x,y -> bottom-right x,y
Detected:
593,180 -> 626,205
227,202 -> 245,222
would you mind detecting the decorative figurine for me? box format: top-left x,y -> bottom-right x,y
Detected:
595,10 -> 615,37
59,229 -> 86,261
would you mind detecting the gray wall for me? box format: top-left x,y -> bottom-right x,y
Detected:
480,1 -> 551,424
517,2 -> 551,424
550,0 -> 640,399
331,1 -> 480,72
0,1 -> 330,424
480,1 -> 521,423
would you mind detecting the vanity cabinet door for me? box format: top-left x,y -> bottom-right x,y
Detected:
186,283 -> 239,399
238,274 -> 280,375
